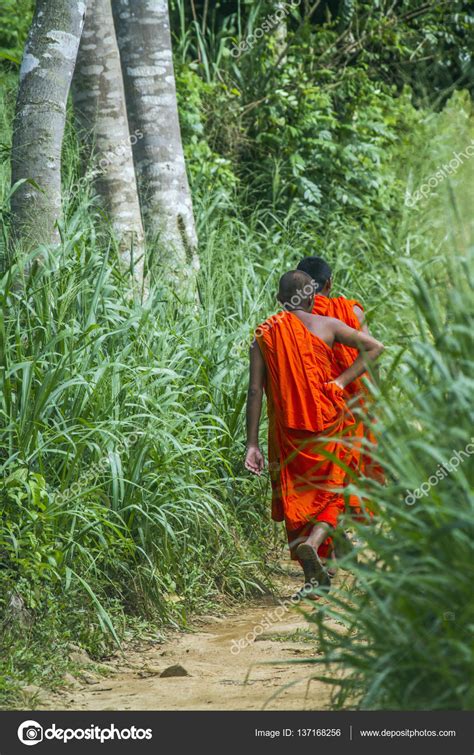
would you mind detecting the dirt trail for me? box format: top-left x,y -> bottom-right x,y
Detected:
40,559 -> 341,711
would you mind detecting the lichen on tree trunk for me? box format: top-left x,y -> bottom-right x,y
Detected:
112,0 -> 199,288
11,0 -> 87,247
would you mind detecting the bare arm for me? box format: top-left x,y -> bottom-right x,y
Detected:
330,319 -> 384,390
354,304 -> 381,380
245,340 -> 266,475
353,304 -> 370,335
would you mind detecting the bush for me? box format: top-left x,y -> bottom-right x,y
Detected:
301,99 -> 474,710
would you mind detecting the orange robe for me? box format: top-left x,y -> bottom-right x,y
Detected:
312,295 -> 384,514
256,311 -> 356,559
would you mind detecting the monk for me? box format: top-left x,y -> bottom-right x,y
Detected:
297,256 -> 385,519
245,270 -> 384,596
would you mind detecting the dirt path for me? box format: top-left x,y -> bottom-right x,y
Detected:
39,560 -> 341,711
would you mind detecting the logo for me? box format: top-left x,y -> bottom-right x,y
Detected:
18,721 -> 43,746
17,721 -> 153,745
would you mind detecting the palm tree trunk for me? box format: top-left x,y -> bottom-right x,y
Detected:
112,0 -> 199,286
11,0 -> 87,247
274,2 -> 288,63
73,0 -> 146,292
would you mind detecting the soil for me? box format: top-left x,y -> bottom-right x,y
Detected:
36,557 -> 344,711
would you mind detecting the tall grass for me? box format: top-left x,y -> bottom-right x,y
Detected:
300,97 -> 474,710
0,4 -> 472,709
0,207 -> 279,597
0,164 -> 290,704
0,55 -> 301,701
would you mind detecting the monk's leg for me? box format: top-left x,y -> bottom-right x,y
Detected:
296,492 -> 346,594
296,523 -> 332,592
305,522 -> 333,551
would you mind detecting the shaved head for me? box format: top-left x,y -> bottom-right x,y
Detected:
297,256 -> 332,293
278,270 -> 316,310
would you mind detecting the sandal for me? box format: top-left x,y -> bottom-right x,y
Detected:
296,542 -> 331,591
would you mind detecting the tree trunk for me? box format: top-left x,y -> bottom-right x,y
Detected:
73,0 -> 146,292
112,0 -> 199,286
274,2 -> 288,64
11,0 -> 87,247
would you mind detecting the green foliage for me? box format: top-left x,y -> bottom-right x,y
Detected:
305,255 -> 474,709
176,66 -> 240,205
0,206 -> 273,602
0,0 -> 34,65
0,0 -> 472,711
243,61 -> 418,226
0,196 -> 280,706
337,1 -> 474,101
296,104 -> 474,710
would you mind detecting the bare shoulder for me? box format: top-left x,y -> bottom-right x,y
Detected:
292,311 -> 338,343
315,315 -> 343,331
304,313 -> 338,345
302,312 -> 327,333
